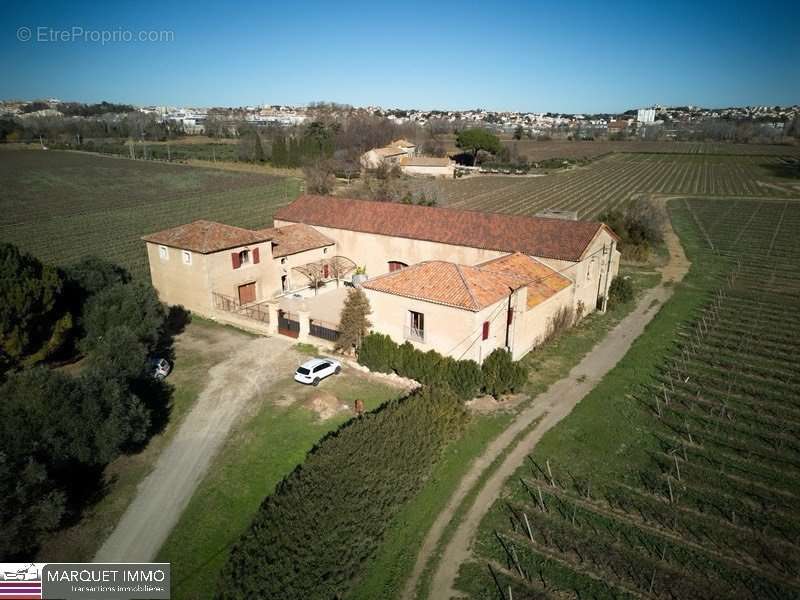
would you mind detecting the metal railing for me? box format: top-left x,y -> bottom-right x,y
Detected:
404,326 -> 425,343
212,291 -> 270,324
310,319 -> 340,342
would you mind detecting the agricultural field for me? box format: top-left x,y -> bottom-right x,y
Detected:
458,197 -> 800,599
0,150 -> 300,279
437,136 -> 800,161
426,153 -> 800,218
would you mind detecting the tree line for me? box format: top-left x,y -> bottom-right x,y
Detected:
0,244 -> 176,559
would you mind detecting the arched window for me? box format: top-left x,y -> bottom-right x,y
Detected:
239,249 -> 250,265
388,261 -> 408,273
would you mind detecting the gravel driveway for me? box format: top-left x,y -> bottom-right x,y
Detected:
94,334 -> 297,563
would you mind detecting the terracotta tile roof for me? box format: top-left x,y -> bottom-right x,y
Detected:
477,253 -> 572,309
275,195 -> 618,262
373,146 -> 407,158
362,253 -> 572,312
255,223 -> 335,258
142,220 -> 270,254
400,157 -> 452,167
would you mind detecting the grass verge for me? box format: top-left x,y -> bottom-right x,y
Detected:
453,200 -> 727,596
346,267 -> 661,600
157,370 -> 404,600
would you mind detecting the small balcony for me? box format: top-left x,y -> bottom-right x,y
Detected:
404,326 -> 425,343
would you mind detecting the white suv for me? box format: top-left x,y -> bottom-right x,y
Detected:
294,357 -> 342,386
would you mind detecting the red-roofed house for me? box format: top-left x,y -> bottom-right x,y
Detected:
143,195 -> 619,361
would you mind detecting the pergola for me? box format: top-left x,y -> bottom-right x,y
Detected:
292,255 -> 358,295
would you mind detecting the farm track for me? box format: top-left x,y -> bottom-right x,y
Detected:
405,214 -> 690,600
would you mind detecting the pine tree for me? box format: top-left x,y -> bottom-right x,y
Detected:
335,288 -> 372,354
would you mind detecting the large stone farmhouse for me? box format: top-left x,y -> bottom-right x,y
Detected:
143,195 -> 620,363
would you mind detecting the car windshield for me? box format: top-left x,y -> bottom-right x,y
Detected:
297,367 -> 310,375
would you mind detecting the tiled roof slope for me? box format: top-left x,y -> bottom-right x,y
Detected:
275,195 -> 617,262
478,253 -> 572,309
142,220 -> 270,254
362,253 -> 572,312
255,223 -> 335,258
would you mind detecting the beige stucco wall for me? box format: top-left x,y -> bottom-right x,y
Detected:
508,285 -> 575,360
146,242 -> 213,315
272,221 -> 507,277
538,229 -> 619,318
362,288 -> 503,363
146,238 -> 338,319
273,245 -> 333,295
401,165 -> 454,178
363,280 -> 579,364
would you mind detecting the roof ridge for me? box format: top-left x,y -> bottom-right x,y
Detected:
454,264 -> 481,311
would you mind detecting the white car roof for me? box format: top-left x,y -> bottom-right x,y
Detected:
300,357 -> 333,369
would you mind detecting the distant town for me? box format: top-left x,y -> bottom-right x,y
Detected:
2,98 -> 798,140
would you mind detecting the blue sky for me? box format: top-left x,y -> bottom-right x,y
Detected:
3,0 -> 798,113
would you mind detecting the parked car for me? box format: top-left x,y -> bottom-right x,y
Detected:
294,357 -> 341,386
148,357 -> 171,380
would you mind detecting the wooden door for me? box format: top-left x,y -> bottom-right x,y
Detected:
238,282 -> 256,305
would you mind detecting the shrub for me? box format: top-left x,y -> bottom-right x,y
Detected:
608,276 -> 634,305
357,334 -> 527,400
357,332 -> 397,374
449,358 -> 484,399
217,386 -> 467,599
358,334 -> 486,399
599,197 -> 665,260
481,349 -> 528,397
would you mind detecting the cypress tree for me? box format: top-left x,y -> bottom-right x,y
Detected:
271,135 -> 287,167
335,288 -> 372,354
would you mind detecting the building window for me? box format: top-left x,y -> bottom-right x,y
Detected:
406,311 -> 425,342
586,259 -> 594,280
482,321 -> 490,340
159,245 -> 168,260
389,261 -> 408,273
323,247 -> 328,254
240,249 -> 250,265
182,250 -> 192,265
281,257 -> 287,265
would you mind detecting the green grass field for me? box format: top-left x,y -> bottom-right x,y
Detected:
0,150 -> 300,279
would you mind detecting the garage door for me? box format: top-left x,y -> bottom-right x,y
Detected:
238,282 -> 256,305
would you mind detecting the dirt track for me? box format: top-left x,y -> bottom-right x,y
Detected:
94,335 -> 296,562
405,219 -> 690,599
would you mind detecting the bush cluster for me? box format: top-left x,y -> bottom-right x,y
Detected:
217,386 -> 467,599
0,247 -> 168,559
608,276 -> 635,305
599,197 -> 665,260
358,333 -> 527,399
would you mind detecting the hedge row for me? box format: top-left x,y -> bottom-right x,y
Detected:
217,386 -> 467,599
357,333 -> 527,399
